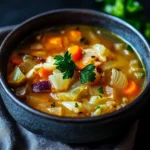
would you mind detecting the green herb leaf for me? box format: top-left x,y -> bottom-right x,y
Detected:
97,87 -> 104,94
80,64 -> 96,84
80,37 -> 85,42
75,103 -> 78,107
95,106 -> 101,110
126,0 -> 143,13
103,0 -> 125,18
54,51 -> 77,79
144,22 -> 150,40
51,102 -> 56,108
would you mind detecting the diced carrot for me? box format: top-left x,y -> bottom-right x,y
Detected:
39,68 -> 52,79
68,45 -> 82,61
11,57 -> 22,65
75,60 -> 87,70
68,30 -> 82,42
62,36 -> 69,48
123,81 -> 139,95
44,37 -> 63,50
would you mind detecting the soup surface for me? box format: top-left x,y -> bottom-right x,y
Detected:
7,25 -> 145,117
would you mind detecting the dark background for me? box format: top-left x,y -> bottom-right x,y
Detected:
0,0 -> 150,149
0,0 -> 150,27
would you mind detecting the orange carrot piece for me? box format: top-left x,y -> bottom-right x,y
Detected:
75,60 -> 87,70
39,68 -> 51,79
68,45 -> 82,61
68,30 -> 82,42
62,36 -> 69,48
124,81 -> 139,95
11,57 -> 22,65
45,37 -> 63,50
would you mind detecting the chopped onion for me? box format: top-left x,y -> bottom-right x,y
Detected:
105,86 -> 114,99
26,95 -> 49,107
19,55 -> 36,73
61,101 -> 83,113
114,43 -> 126,51
110,69 -> 128,89
91,104 -> 108,116
47,107 -> 62,116
30,43 -> 43,49
92,44 -> 108,62
56,84 -> 88,101
89,96 -> 108,106
49,73 -> 72,92
8,67 -> 26,85
15,85 -> 27,98
82,99 -> 94,112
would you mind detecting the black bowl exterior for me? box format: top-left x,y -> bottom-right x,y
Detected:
0,9 -> 150,143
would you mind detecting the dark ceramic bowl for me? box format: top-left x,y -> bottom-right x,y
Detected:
0,9 -> 150,143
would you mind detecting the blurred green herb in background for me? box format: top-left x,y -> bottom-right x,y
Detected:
96,0 -> 150,41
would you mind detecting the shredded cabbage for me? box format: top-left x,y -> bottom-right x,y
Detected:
47,107 -> 62,116
61,101 -> 83,113
8,67 -> 26,85
110,69 -> 128,89
55,84 -> 88,101
49,73 -> 72,92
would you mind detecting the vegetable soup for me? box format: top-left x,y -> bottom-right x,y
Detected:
7,25 -> 145,117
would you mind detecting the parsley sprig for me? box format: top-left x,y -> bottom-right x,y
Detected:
80,64 -> 96,84
54,51 -> 77,79
97,87 -> 104,94
54,52 -> 96,83
96,0 -> 150,41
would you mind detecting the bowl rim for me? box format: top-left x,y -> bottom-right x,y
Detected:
0,8 -> 150,123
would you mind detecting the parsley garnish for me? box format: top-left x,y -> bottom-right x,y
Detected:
91,56 -> 95,58
80,64 -> 96,84
51,102 -> 56,108
99,95 -> 102,98
95,106 -> 100,110
97,87 -> 104,94
80,37 -> 85,42
75,103 -> 78,107
54,51 -> 77,79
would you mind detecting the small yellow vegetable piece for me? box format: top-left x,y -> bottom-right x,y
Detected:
62,101 -> 83,113
8,67 -> 26,85
47,107 -> 62,116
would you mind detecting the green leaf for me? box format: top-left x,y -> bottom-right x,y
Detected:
80,64 -> 96,84
75,103 -> 78,107
54,51 -> 77,79
144,22 -> 150,40
103,0 -> 125,17
97,87 -> 104,94
95,106 -> 101,110
50,102 -> 56,108
126,0 -> 143,13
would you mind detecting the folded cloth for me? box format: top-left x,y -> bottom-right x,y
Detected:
0,95 -> 138,150
0,26 -> 138,150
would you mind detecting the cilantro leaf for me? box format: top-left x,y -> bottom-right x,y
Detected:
54,51 -> 77,79
97,87 -> 104,94
80,64 -> 96,84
